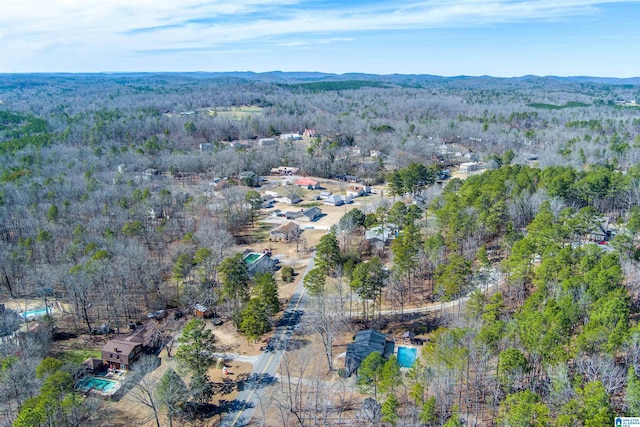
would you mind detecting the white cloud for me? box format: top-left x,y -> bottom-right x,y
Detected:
1,0 -> 638,71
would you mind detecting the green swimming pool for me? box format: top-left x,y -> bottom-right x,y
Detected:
244,253 -> 261,264
77,376 -> 118,394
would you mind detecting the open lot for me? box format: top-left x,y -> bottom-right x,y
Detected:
205,105 -> 264,120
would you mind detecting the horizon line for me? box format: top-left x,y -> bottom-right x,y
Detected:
0,71 -> 638,80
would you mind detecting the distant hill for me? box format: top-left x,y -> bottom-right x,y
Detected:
1,71 -> 638,87
174,72 -> 640,86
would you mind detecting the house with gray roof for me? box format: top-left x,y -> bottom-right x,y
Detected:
345,329 -> 394,377
324,194 -> 348,206
365,225 -> 397,250
299,207 -> 323,222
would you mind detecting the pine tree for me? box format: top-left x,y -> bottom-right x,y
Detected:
240,298 -> 271,342
626,367 -> 640,416
175,318 -> 216,377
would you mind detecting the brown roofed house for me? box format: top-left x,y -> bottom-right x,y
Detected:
102,339 -> 143,370
270,222 -> 301,241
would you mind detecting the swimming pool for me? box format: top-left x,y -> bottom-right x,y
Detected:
77,376 -> 119,394
397,346 -> 418,368
244,253 -> 261,264
22,307 -> 52,319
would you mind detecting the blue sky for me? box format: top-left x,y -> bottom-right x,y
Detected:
1,0 -> 639,77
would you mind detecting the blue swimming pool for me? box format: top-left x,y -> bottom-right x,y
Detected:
397,346 -> 418,368
22,307 -> 51,319
77,376 -> 118,394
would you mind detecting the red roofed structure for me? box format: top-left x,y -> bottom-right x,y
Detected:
295,178 -> 320,189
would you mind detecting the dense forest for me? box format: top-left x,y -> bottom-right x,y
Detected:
1,73 -> 640,426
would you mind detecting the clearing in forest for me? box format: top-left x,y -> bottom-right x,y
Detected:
206,105 -> 264,120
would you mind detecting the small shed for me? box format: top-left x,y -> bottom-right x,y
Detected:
194,304 -> 211,318
402,331 -> 416,340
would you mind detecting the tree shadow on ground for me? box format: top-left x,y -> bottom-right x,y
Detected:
188,400 -> 254,426
213,377 -> 236,395
180,401 -> 250,423
264,336 -> 310,352
235,372 -> 277,391
276,309 -> 303,328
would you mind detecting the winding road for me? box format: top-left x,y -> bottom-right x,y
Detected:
219,261 -> 503,426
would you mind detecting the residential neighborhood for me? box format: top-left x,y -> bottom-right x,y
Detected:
1,69 -> 639,427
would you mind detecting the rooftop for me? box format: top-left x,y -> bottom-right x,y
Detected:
102,339 -> 141,355
295,178 -> 319,186
272,221 -> 300,234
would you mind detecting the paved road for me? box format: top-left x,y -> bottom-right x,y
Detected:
349,268 -> 504,317
219,266 -> 502,426
219,255 -> 315,427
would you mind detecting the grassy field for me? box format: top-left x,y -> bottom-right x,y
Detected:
207,105 -> 264,120
527,101 -> 590,110
57,348 -> 102,365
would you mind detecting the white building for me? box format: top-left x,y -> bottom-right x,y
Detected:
459,162 -> 482,172
279,133 -> 302,141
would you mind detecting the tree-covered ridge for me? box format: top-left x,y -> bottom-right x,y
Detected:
0,110 -> 53,155
432,163 -> 638,250
404,162 -> 640,424
283,80 -> 390,92
290,160 -> 640,423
